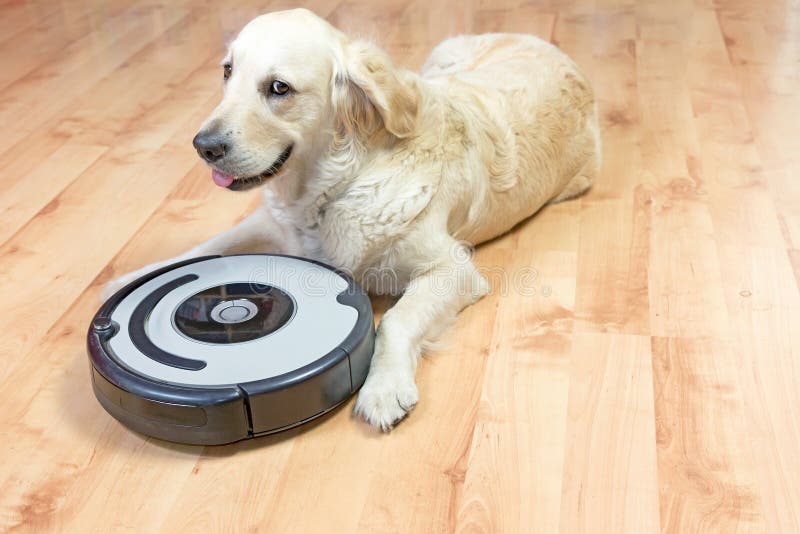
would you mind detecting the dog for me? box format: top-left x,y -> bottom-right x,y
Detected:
102,8 -> 600,431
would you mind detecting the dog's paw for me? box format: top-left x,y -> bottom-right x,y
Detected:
100,280 -> 121,303
99,275 -> 135,303
354,370 -> 418,432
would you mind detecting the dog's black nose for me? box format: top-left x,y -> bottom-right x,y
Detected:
193,132 -> 227,163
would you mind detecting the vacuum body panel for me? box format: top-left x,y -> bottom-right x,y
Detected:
87,254 -> 375,445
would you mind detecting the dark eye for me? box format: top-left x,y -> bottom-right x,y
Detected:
269,80 -> 290,96
223,64 -> 232,81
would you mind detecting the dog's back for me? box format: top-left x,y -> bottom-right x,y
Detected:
421,34 -> 600,243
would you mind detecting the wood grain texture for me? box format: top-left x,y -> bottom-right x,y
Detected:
0,0 -> 798,532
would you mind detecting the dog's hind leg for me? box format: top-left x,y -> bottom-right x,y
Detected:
552,107 -> 601,204
551,168 -> 594,203
551,132 -> 600,204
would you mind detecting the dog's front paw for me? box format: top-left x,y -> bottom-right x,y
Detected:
99,273 -> 140,303
99,263 -> 165,303
354,369 -> 418,432
100,279 -> 125,303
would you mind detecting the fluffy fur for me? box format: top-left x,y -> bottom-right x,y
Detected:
102,9 -> 600,431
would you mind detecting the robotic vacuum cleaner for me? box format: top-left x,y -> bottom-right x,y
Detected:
87,254 -> 375,445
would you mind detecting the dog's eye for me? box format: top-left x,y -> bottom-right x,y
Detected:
269,80 -> 290,96
223,64 -> 232,81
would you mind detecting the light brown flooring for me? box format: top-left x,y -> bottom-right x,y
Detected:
1,0 -> 799,532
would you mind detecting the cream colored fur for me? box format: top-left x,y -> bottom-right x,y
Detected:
102,9 -> 600,431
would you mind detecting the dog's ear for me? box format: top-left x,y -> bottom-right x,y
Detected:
332,40 -> 418,139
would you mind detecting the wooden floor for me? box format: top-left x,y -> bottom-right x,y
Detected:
1,0 -> 799,532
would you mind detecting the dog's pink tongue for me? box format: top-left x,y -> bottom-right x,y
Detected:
211,169 -> 234,188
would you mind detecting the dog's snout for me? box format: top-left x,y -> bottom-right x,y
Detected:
193,132 -> 228,163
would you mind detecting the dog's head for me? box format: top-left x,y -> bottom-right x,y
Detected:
193,9 -> 418,191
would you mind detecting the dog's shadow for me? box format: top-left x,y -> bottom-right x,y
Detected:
368,293 -> 397,323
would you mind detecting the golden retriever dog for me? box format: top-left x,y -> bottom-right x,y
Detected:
103,8 -> 599,431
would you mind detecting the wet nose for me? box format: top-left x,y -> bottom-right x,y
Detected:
192,132 -> 227,163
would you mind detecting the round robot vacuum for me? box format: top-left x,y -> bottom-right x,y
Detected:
87,254 -> 375,445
